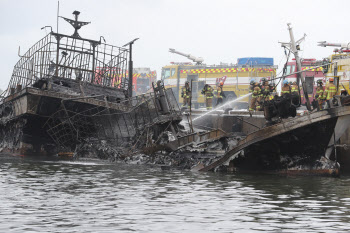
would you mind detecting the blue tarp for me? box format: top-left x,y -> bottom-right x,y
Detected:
237,57 -> 274,66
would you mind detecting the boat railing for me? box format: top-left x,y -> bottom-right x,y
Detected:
1,32 -> 129,99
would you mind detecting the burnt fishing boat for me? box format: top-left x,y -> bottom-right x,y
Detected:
194,24 -> 350,176
0,10 -> 184,157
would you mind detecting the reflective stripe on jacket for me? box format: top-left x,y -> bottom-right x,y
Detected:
291,85 -> 299,93
281,85 -> 291,94
216,86 -> 224,99
315,87 -> 324,100
324,83 -> 337,100
205,86 -> 214,99
182,87 -> 191,98
252,86 -> 261,97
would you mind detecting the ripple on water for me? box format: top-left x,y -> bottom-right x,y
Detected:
1,155 -> 350,232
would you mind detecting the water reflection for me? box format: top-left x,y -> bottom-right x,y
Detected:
0,154 -> 350,232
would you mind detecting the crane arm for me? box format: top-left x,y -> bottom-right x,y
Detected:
169,48 -> 190,57
169,48 -> 204,64
318,41 -> 350,49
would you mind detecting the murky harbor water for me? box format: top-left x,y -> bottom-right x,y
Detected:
1,154 -> 350,232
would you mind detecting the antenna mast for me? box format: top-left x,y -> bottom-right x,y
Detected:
279,23 -> 311,111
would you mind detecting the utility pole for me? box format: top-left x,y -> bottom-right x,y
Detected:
123,38 -> 139,98
280,23 -> 311,111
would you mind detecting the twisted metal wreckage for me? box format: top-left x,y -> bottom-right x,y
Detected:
1,12 -> 350,176
0,11 -> 226,167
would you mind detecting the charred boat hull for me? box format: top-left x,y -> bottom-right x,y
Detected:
0,86 -> 126,156
200,106 -> 350,176
0,84 -> 182,156
232,117 -> 339,175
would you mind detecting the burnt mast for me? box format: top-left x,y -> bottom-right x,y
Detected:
280,23 -> 311,111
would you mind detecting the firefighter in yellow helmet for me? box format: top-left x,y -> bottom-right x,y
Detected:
315,79 -> 324,110
215,81 -> 225,107
201,84 -> 214,110
181,81 -> 191,108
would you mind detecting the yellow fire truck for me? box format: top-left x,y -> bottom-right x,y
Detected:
318,41 -> 350,94
323,54 -> 350,94
161,61 -> 277,108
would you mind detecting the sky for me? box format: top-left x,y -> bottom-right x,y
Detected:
1,0 -> 350,90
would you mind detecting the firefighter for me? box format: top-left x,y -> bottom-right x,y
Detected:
290,81 -> 300,105
249,80 -> 261,111
249,79 -> 256,111
315,79 -> 324,110
291,81 -> 299,94
215,81 -> 225,107
281,80 -> 291,97
201,84 -> 214,110
261,78 -> 269,91
261,78 -> 270,102
323,78 -> 337,108
181,81 -> 191,108
255,81 -> 264,111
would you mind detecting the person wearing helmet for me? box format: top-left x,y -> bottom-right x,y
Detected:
281,79 -> 291,97
290,81 -> 298,94
181,81 -> 191,108
261,78 -> 270,102
249,81 -> 262,111
290,81 -> 300,105
215,81 -> 225,107
249,79 -> 256,110
201,84 -> 214,110
249,79 -> 256,89
324,78 -> 337,108
249,80 -> 256,94
315,79 -> 325,110
261,77 -> 269,93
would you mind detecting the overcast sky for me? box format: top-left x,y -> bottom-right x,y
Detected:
0,0 -> 349,90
